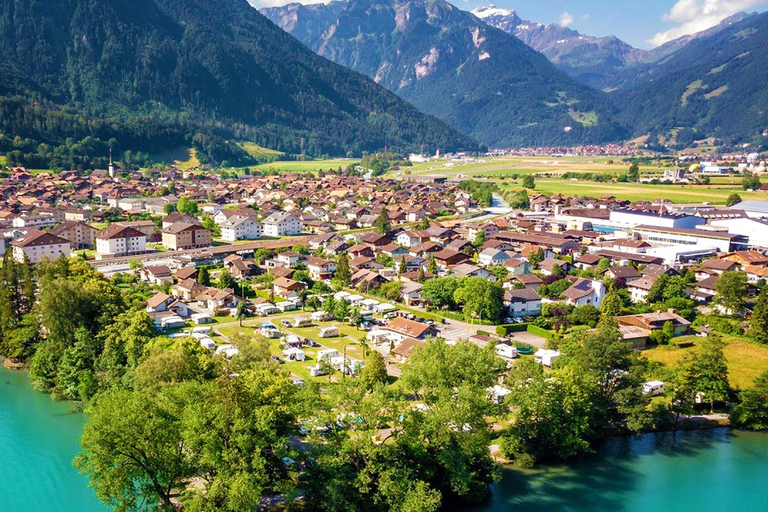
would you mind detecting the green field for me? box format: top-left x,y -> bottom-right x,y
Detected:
0,155 -> 5,166
398,155 -> 656,178
150,146 -> 200,170
252,158 -> 355,174
643,335 -> 768,390
501,179 -> 763,204
240,142 -> 284,159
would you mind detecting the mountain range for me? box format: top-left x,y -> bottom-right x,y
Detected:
0,0 -> 477,168
262,0 -> 627,148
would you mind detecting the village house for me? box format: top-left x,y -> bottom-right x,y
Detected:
96,224 -> 148,259
11,229 -> 71,263
162,212 -> 199,229
400,281 -> 423,306
162,223 -> 211,250
505,288 -> 542,318
626,276 -> 657,303
478,248 -> 510,267
173,278 -> 207,301
273,277 -> 306,300
146,292 -> 190,319
615,311 -> 691,350
196,287 -> 239,312
382,316 -> 435,343
562,278 -> 606,307
114,220 -> 157,239
141,265 -> 174,286
306,257 -> 337,281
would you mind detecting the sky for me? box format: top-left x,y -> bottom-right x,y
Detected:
250,0 -> 768,49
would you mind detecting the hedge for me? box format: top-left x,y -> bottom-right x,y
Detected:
526,324 -> 556,340
495,323 -> 531,336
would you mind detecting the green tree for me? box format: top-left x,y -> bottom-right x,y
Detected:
677,337 -> 730,412
360,351 -> 388,390
163,203 -> 177,215
417,266 -> 426,283
742,175 -> 762,191
229,333 -> 271,373
596,257 -> 611,273
528,248 -> 545,270
714,271 -> 748,315
726,193 -> 742,207
336,253 -> 352,286
600,291 -> 622,319
235,301 -> 246,327
374,209 -> 391,235
378,281 -> 402,302
453,277 -> 505,324
75,387 -> 191,511
218,270 -> 235,290
522,175 -> 536,189
731,370 -> 768,430
422,277 -> 460,310
748,287 -> 768,344
473,230 -> 486,248
198,266 -> 211,286
304,295 -> 321,311
176,196 -> 199,215
627,162 -> 640,182
427,254 -> 438,274
334,299 -> 350,321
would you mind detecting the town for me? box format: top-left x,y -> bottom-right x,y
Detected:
1,154 -> 768,510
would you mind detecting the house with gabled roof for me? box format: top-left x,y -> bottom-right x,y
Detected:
562,278 -> 606,307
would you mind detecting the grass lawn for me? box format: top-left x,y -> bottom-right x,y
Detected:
643,335 -> 768,390
240,142 -> 284,159
500,179 -> 764,204
150,146 -> 200,170
0,155 -> 5,165
252,158 -> 355,174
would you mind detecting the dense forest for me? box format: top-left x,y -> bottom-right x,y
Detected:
0,0 -> 478,169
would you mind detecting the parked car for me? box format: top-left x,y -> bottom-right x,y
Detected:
281,319 -> 292,327
271,355 -> 285,365
307,339 -> 320,347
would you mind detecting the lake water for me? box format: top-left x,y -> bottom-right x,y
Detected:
1,365 -> 766,512
0,367 -> 107,512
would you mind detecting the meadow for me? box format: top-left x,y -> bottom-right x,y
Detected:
643,335 -> 768,390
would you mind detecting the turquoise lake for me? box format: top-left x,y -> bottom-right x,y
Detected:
1,365 -> 767,512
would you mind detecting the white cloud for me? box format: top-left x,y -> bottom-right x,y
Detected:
558,11 -> 574,28
649,0 -> 763,46
581,13 -> 592,21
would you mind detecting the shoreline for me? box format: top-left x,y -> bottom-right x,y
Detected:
2,358 -> 25,370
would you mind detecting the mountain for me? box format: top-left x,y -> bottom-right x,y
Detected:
0,0 -> 478,168
613,11 -> 768,149
471,5 -> 644,90
261,0 -> 626,148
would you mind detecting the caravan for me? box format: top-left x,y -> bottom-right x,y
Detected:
319,326 -> 339,338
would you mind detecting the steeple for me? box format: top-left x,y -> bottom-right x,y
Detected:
108,148 -> 115,180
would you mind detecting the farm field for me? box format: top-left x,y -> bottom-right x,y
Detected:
500,179 -> 764,204
252,158 -> 355,174
399,155 -> 658,177
643,335 -> 768,390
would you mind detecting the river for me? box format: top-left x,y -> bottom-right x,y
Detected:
1,365 -> 766,512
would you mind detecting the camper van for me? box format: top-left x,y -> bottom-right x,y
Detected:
642,381 -> 665,396
310,311 -> 333,322
495,344 -> 518,359
534,349 -> 560,367
192,326 -> 212,334
319,326 -> 339,338
293,317 -> 313,328
317,349 -> 340,363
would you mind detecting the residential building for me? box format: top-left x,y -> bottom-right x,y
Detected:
96,224 -> 148,258
505,288 -> 542,317
479,248 -> 510,267
114,220 -> 156,238
263,212 -> 302,237
562,278 -> 606,307
615,311 -> 691,350
50,221 -> 99,249
626,276 -> 657,303
162,212 -> 199,229
306,257 -> 336,281
11,229 -> 71,263
220,216 -> 262,242
162,223 -> 211,250
273,277 -> 306,300
12,214 -> 56,229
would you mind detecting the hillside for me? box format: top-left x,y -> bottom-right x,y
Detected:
472,6 -> 644,90
0,0 -> 478,169
613,11 -> 768,149
261,0 -> 627,148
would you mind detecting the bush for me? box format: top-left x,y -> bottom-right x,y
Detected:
497,323 -> 531,335
527,324 -> 556,340
692,314 -> 744,336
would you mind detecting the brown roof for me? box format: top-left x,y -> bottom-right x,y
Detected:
146,292 -> 172,309
391,337 -> 425,359
386,317 -> 432,339
98,224 -> 146,240
175,267 -> 199,280
562,278 -> 597,300
11,229 -> 69,247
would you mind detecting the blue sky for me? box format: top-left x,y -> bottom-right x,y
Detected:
253,0 -> 768,49
462,0 -> 768,48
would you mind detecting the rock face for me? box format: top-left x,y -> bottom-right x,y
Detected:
262,0 -> 626,148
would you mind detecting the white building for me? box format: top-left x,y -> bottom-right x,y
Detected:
262,212 -> 302,237
96,224 -> 148,258
609,208 -> 705,230
562,278 -> 606,307
220,216 -> 262,242
11,229 -> 71,263
632,225 -> 746,253
11,214 -> 56,229
710,217 -> 768,249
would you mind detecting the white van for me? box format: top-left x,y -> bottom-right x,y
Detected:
319,326 -> 339,338
642,381 -> 665,396
294,317 -> 313,328
311,311 -> 333,322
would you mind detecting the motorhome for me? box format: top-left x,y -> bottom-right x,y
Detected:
642,381 -> 665,396
319,326 -> 339,338
294,317 -> 313,328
